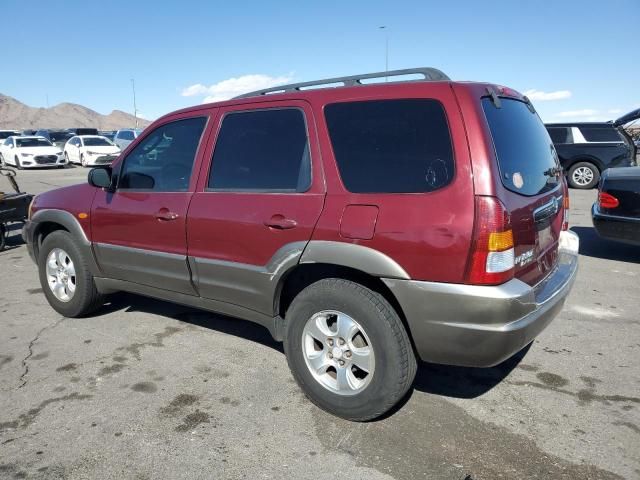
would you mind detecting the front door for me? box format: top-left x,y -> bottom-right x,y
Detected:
91,114 -> 210,295
187,101 -> 325,315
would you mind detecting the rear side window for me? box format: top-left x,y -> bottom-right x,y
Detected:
208,109 -> 310,192
119,130 -> 134,140
482,98 -> 560,196
546,127 -> 573,144
580,127 -> 622,143
325,99 -> 454,193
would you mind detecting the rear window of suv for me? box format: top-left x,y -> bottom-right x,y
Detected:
580,127 -> 622,143
482,98 -> 560,196
325,99 -> 454,193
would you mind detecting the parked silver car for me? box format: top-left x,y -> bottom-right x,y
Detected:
113,128 -> 143,150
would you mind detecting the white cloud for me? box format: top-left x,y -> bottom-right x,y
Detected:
555,109 -> 599,118
181,74 -> 294,103
523,89 -> 572,101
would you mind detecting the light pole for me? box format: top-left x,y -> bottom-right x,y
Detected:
131,78 -> 138,128
379,26 -> 389,80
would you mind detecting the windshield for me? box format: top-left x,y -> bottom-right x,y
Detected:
0,132 -> 20,140
16,138 -> 53,148
83,137 -> 113,147
50,132 -> 73,142
482,98 -> 560,196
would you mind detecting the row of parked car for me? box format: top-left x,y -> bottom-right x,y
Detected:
0,128 -> 143,169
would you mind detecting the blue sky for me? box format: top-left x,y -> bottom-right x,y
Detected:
2,0 -> 638,123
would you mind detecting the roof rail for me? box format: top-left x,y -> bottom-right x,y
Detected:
234,67 -> 450,99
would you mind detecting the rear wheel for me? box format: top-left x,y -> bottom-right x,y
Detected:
284,278 -> 416,421
568,161 -> 599,189
38,230 -> 105,317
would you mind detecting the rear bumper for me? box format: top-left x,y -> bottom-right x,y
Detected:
592,204 -> 640,246
383,230 -> 579,367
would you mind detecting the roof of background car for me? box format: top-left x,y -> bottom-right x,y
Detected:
545,122 -> 615,128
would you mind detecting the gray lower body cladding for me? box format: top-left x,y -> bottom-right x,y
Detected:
383,244 -> 579,367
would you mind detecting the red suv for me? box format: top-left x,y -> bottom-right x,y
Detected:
23,68 -> 579,421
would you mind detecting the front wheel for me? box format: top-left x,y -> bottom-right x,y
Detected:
568,162 -> 599,189
38,230 -> 105,317
284,278 -> 416,421
14,156 -> 22,169
80,154 -> 86,167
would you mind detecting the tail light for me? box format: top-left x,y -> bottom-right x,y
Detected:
598,192 -> 619,209
466,196 -> 514,285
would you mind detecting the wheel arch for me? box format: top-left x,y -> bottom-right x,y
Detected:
31,209 -> 100,274
566,156 -> 604,173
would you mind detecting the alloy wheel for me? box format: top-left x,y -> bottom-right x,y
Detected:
572,166 -> 594,187
301,310 -> 375,396
45,248 -> 77,302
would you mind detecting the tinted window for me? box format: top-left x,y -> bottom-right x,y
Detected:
83,137 -> 113,146
208,109 -> 310,191
16,138 -> 52,147
483,98 -> 559,196
119,130 -> 134,140
547,127 -> 572,144
0,132 -> 18,140
325,99 -> 454,193
119,117 -> 206,191
50,132 -> 73,142
580,126 -> 622,142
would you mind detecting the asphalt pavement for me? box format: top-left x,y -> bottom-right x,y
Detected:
0,166 -> 638,479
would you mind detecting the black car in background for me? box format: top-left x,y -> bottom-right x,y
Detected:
592,167 -> 640,246
35,129 -> 74,149
66,128 -> 99,136
98,130 -> 117,141
546,108 -> 640,189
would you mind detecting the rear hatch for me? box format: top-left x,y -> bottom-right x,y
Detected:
600,167 -> 640,218
482,95 -> 565,286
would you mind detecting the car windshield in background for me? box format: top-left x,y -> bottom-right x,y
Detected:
83,137 -> 113,146
482,98 -> 559,196
17,138 -> 53,147
0,132 -> 20,140
50,133 -> 73,142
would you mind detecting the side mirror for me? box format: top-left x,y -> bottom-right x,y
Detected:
88,167 -> 113,190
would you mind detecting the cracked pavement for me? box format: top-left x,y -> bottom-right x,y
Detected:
0,168 -> 639,479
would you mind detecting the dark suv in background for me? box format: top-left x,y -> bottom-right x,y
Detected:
545,108 -> 639,189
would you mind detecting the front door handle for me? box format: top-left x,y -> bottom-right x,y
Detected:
264,214 -> 297,230
155,208 -> 179,221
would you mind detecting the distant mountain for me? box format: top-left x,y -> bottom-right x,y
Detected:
0,94 -> 151,130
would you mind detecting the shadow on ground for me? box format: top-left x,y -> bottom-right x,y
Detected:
572,226 -> 640,263
96,292 -> 530,405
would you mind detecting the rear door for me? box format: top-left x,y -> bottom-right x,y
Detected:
187,100 -> 325,316
482,97 -> 564,286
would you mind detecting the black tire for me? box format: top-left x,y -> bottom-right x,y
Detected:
0,224 -> 6,251
80,154 -> 86,167
64,152 -> 70,165
283,278 -> 416,421
0,153 -> 5,166
568,161 -> 600,189
14,156 -> 22,169
38,230 -> 105,317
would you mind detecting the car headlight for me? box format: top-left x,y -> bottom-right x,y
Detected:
20,153 -> 33,157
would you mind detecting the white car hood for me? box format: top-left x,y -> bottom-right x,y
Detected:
83,146 -> 120,154
17,146 -> 61,156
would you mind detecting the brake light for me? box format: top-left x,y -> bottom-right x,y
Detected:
466,196 -> 515,285
598,192 -> 619,209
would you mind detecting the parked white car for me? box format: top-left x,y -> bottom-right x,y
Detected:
113,128 -> 143,150
64,135 -> 121,167
0,136 -> 65,169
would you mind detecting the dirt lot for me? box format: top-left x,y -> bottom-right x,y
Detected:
1,167 -> 639,479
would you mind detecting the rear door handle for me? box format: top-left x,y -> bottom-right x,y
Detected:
155,208 -> 179,221
264,214 -> 297,230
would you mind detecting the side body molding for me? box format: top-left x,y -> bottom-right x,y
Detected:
29,209 -> 101,275
299,241 -> 410,279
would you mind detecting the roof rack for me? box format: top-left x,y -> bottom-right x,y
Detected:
234,67 -> 450,99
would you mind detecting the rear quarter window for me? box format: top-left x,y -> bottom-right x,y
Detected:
325,99 -> 454,193
580,126 -> 622,142
483,98 -> 560,196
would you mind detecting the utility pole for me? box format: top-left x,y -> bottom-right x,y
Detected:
379,26 -> 389,81
131,78 -> 138,128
